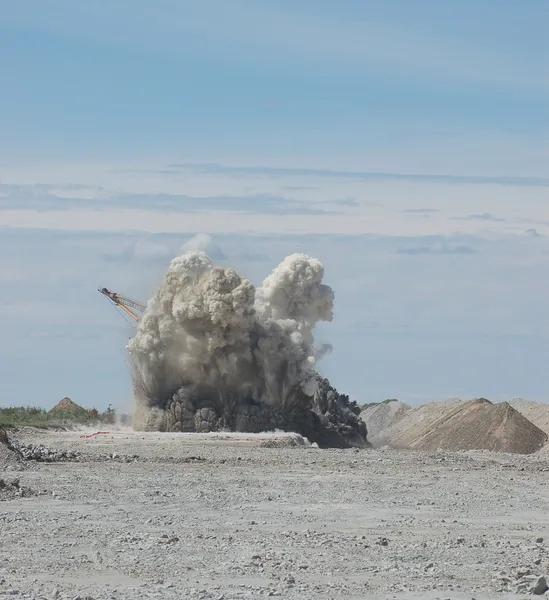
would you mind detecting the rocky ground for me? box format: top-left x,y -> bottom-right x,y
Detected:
1,428 -> 549,600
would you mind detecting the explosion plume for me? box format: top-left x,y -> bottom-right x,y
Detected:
127,250 -> 367,448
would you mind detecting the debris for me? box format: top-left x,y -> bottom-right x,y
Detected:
516,574 -> 548,595
7,440 -> 81,462
0,431 -> 23,470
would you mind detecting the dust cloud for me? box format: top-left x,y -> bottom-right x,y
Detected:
127,250 -> 367,448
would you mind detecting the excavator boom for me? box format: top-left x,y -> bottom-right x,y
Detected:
98,287 -> 145,322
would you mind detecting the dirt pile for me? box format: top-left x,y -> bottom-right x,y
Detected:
50,397 -> 86,413
508,399 -> 549,436
381,398 -> 464,449
359,400 -> 410,447
383,398 -> 547,454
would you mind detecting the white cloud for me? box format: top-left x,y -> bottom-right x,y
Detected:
132,239 -> 171,261
180,233 -> 226,260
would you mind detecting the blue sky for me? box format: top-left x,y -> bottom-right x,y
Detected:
0,1 -> 547,410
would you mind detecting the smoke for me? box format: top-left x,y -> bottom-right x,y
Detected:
127,249 -> 367,447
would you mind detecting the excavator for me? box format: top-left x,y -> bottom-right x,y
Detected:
97,287 -> 145,323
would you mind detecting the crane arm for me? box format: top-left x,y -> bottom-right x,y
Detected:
98,287 -> 145,322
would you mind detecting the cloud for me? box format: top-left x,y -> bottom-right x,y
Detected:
102,238 -> 171,264
460,213 -> 507,223
404,208 -> 438,214
525,228 -> 542,237
331,198 -> 360,207
397,242 -> 477,255
180,233 -> 226,260
132,240 -> 171,261
282,185 -> 319,191
0,184 -> 332,216
2,165 -> 548,239
161,163 -> 549,188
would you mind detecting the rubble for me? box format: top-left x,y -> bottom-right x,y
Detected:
7,440 -> 80,462
160,376 -> 369,448
0,429 -> 23,470
515,574 -> 548,595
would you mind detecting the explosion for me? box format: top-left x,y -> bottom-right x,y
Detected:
127,250 -> 368,448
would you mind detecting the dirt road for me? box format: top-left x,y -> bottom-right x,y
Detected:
1,429 -> 548,599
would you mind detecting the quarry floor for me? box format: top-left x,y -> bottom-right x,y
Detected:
1,429 -> 549,600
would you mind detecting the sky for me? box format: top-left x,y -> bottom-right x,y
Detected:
0,1 -> 548,410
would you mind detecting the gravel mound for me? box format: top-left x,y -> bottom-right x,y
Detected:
359,400 -> 410,447
50,396 -> 86,413
384,398 -> 547,454
508,398 -> 549,435
381,398 -> 464,449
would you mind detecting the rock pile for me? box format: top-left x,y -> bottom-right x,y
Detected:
8,441 -> 80,462
308,378 -> 369,448
0,429 -> 23,471
161,377 -> 369,449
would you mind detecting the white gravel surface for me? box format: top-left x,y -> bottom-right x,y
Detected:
1,428 -> 549,600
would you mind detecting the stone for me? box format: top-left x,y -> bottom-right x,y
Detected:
532,576 -> 548,595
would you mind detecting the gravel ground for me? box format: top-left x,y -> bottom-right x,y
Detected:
1,428 -> 549,600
